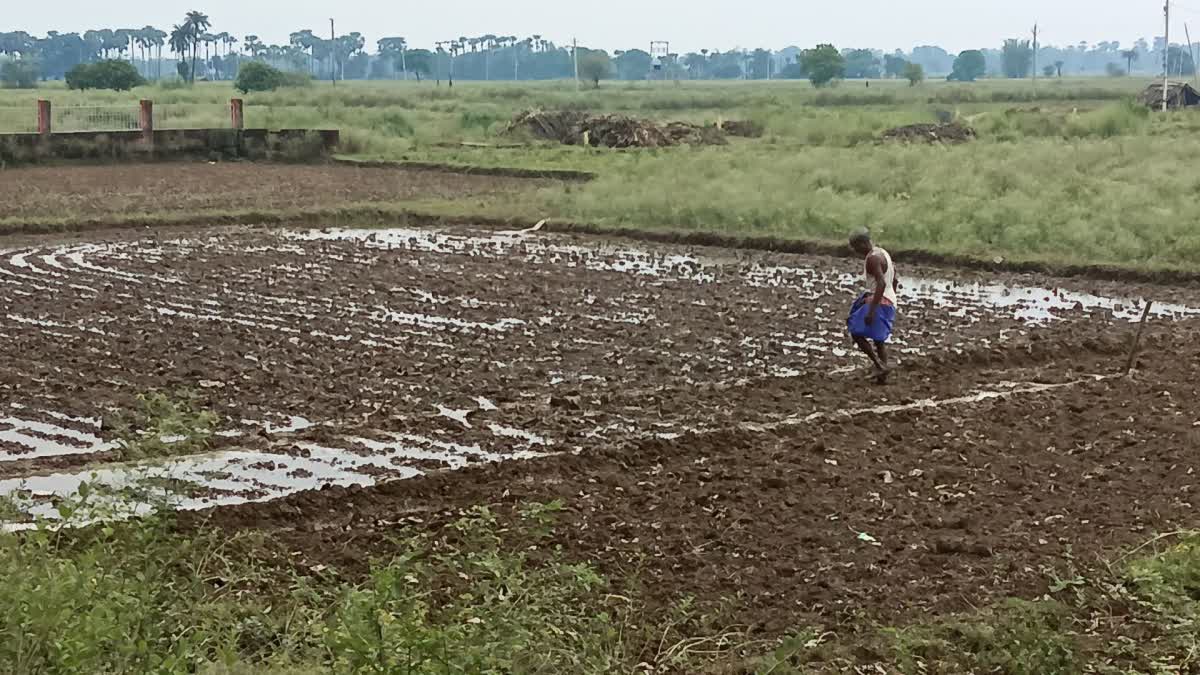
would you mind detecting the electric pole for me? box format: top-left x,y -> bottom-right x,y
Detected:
1187,23 -> 1198,85
1032,23 -> 1039,84
573,38 -> 579,91
330,18 -> 336,87
1165,0 -> 1171,112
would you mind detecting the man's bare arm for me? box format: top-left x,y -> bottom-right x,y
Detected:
866,255 -> 887,321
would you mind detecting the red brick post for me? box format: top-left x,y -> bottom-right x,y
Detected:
230,98 -> 244,130
37,100 -> 51,135
139,100 -> 154,144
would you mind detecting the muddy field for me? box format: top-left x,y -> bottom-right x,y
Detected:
1,222 -> 1198,633
0,163 -> 551,221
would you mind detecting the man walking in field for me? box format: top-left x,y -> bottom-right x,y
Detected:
847,229 -> 899,384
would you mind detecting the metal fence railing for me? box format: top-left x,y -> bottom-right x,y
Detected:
0,101 -> 239,134
52,106 -> 141,133
155,104 -> 232,130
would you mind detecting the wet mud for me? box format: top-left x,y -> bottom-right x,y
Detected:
1,223 -> 1198,632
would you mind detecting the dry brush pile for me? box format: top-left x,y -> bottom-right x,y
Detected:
508,110 -> 750,148
881,122 -> 977,144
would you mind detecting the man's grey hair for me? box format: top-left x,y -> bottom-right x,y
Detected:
849,228 -> 872,246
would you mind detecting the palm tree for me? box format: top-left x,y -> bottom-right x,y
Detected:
198,33 -> 215,79
169,25 -> 191,79
149,28 -> 167,79
219,33 -> 238,77
1122,49 -> 1139,76
134,27 -> 157,78
183,11 -> 211,83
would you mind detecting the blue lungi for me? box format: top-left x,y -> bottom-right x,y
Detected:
847,293 -> 896,343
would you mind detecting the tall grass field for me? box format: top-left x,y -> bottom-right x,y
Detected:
2,76 -> 1198,270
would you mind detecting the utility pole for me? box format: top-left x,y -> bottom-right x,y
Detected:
1165,0 -> 1171,112
1032,23 -> 1039,84
329,18 -> 336,86
1188,23 -> 1197,85
573,38 -> 579,91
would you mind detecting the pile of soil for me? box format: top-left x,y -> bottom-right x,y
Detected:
507,110 -> 728,148
881,122 -> 977,144
719,119 -> 766,138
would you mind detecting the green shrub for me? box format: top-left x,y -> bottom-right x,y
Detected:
374,112 -> 415,137
0,60 -> 39,89
281,71 -> 314,88
459,110 -> 506,133
65,60 -> 145,91
156,77 -> 190,91
235,61 -> 288,94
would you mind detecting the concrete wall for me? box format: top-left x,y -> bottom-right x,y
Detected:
0,128 -> 340,165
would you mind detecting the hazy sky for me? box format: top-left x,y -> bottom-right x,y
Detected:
6,1 -> 1181,54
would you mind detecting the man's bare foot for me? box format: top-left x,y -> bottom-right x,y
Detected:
873,365 -> 892,385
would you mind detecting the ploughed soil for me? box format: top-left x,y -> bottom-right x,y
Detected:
200,326 -> 1200,637
0,163 -> 552,221
2,222 -> 1198,643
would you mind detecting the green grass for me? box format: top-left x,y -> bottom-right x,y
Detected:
3,391 -> 1199,673
0,495 -> 731,674
3,77 -> 1199,271
7,489 -> 1200,673
105,391 -> 218,462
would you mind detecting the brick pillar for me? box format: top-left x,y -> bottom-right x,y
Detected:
37,100 -> 51,135
230,98 -> 244,130
139,100 -> 154,144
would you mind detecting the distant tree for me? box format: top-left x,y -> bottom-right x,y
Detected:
904,62 -> 924,86
377,37 -> 408,78
578,51 -> 611,87
406,48 -> 433,81
345,52 -> 369,79
169,25 -> 191,79
234,60 -> 285,92
884,53 -> 908,78
66,59 -> 144,90
614,49 -> 651,80
34,31 -> 92,80
1168,45 -> 1196,76
0,31 -> 36,58
911,45 -> 955,74
1043,65 -> 1056,77
1054,60 -> 1064,77
948,49 -> 986,81
842,48 -> 881,78
1105,62 -> 1126,77
0,60 -> 40,88
1122,49 -> 1138,75
183,11 -> 211,83
778,56 -> 805,79
750,49 -> 773,79
801,44 -> 844,87
1001,39 -> 1033,78
146,27 -> 168,79
683,52 -> 707,79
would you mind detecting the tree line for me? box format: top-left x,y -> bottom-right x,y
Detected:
1,15 -> 1195,89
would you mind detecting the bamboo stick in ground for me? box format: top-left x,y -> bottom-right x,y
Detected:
1125,300 -> 1155,376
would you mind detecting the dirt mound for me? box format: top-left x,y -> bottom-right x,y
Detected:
881,122 -> 976,144
508,110 -> 727,148
1139,81 -> 1200,109
719,119 -> 765,138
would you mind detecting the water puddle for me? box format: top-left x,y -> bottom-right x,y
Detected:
292,228 -> 1198,327
0,415 -> 113,460
0,428 -> 551,530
